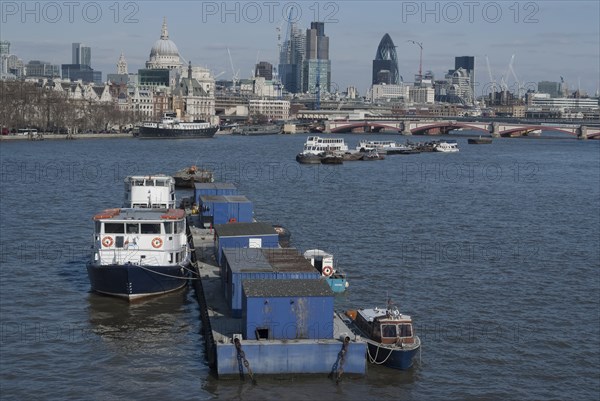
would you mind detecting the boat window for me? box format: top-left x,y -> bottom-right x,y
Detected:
398,324 -> 413,337
144,180 -> 154,186
104,223 -> 125,234
133,179 -> 144,186
174,220 -> 184,234
141,223 -> 161,234
126,223 -> 139,234
95,221 -> 101,233
381,324 -> 397,338
164,222 -> 173,234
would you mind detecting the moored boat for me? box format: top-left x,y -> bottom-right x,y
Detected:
296,152 -> 323,164
86,208 -> 191,300
138,112 -> 218,139
433,140 -> 459,152
320,152 -> 344,164
303,249 -> 348,293
232,124 -> 282,136
356,140 -> 416,155
468,136 -> 493,144
343,303 -> 421,370
173,165 -> 214,188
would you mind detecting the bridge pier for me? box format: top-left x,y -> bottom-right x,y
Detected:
489,122 -> 500,138
401,121 -> 412,136
577,125 -> 588,140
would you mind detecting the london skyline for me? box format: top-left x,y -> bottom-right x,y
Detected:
2,1 -> 599,96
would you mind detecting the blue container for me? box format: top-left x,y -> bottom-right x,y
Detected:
214,223 -> 279,267
242,279 -> 334,340
223,248 -> 321,317
200,195 -> 253,225
194,183 -> 238,205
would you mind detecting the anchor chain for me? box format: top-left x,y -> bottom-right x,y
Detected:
234,338 -> 256,384
329,336 -> 350,383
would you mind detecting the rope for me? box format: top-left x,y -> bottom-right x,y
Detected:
137,264 -> 198,280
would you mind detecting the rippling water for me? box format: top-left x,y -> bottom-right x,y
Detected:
1,134 -> 598,400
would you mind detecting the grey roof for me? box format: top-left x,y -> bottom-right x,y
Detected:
215,222 -> 277,237
194,182 -> 237,190
200,195 -> 250,203
224,248 -> 316,273
243,279 -> 333,298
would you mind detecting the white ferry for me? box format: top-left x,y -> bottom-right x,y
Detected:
123,175 -> 176,209
86,208 -> 191,300
301,136 -> 349,155
356,140 -> 416,154
433,141 -> 460,153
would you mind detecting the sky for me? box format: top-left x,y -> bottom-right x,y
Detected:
1,0 -> 599,97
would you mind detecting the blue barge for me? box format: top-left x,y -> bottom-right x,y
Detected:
187,188 -> 367,378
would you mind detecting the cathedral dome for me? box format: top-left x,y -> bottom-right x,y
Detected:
146,18 -> 182,70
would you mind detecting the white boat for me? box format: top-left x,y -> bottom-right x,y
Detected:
86,208 -> 191,300
123,175 -> 176,209
301,136 -> 349,155
303,249 -> 348,293
433,141 -> 459,153
356,140 -> 420,155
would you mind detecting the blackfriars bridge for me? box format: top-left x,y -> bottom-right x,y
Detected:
322,119 -> 600,139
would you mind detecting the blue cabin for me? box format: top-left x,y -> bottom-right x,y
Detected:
193,182 -> 238,205
214,222 -> 279,267
222,248 -> 321,317
242,279 -> 334,340
199,195 -> 253,226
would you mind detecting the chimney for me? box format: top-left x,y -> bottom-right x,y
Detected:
188,61 -> 192,80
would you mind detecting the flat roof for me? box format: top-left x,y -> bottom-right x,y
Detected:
243,279 -> 333,298
93,208 -> 185,221
215,222 -> 277,237
223,248 -> 316,273
194,182 -> 237,190
200,195 -> 251,203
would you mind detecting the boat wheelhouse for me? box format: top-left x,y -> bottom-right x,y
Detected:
123,175 -> 176,209
86,208 -> 191,300
344,304 -> 421,370
304,249 -> 348,293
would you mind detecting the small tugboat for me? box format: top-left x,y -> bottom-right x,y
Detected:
173,165 -> 214,188
86,208 -> 191,300
303,249 -> 348,293
343,302 -> 421,370
296,152 -> 324,164
360,149 -> 385,161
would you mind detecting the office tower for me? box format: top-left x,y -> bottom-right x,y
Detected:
373,33 -> 400,85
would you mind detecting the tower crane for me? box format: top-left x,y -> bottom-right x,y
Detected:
407,40 -> 423,81
485,55 -> 497,96
227,48 -> 240,92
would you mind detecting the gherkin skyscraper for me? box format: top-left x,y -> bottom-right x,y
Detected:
372,33 -> 400,85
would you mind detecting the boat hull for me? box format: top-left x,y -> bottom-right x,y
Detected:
468,138 -> 493,144
86,262 -> 189,300
296,153 -> 322,164
366,341 -> 420,370
138,126 -> 218,139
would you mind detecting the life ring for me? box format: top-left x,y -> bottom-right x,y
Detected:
102,236 -> 113,247
151,237 -> 163,248
322,266 -> 333,277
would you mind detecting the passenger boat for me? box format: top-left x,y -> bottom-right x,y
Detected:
302,136 -> 349,154
343,303 -> 421,370
468,136 -> 493,144
433,141 -> 459,152
356,140 -> 416,155
86,208 -> 191,300
123,175 -> 176,209
232,124 -> 282,136
138,112 -> 218,139
173,165 -> 214,188
303,249 -> 348,293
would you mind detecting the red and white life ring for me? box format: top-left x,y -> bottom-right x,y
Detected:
322,266 -> 333,277
151,237 -> 163,248
102,236 -> 114,247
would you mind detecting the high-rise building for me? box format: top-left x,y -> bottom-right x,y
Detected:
278,23 -> 305,93
373,34 -> 400,85
537,81 -> 562,98
255,61 -> 273,80
454,56 -> 474,98
302,21 -> 330,94
72,43 -> 91,67
25,60 -> 60,78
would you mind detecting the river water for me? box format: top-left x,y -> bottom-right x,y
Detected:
1,134 -> 598,400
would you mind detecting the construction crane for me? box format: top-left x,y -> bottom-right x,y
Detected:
507,55 -> 523,99
407,40 -> 423,81
227,48 -> 240,92
485,55 -> 497,96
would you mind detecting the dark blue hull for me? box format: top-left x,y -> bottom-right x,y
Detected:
138,126 -> 218,139
86,262 -> 189,300
367,341 -> 420,370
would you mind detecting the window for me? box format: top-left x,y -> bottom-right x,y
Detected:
126,223 -> 139,234
382,324 -> 397,338
104,223 -> 125,234
398,324 -> 413,338
164,222 -> 173,234
141,223 -> 161,234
